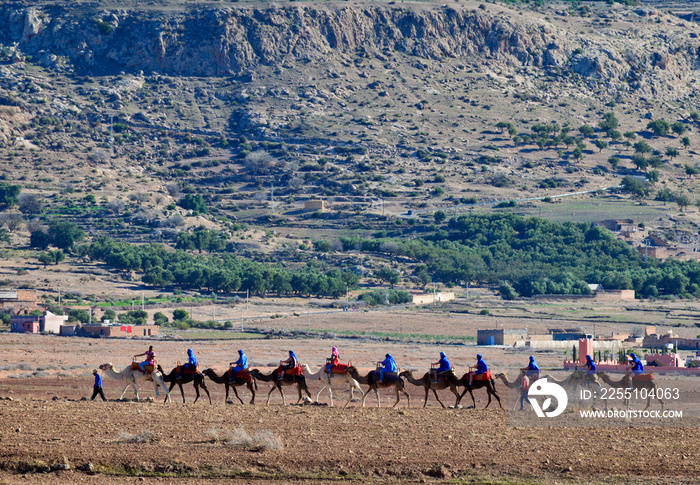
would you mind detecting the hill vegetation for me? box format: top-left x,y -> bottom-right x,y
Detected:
0,0 -> 699,302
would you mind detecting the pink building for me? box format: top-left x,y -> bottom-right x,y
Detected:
10,311 -> 69,334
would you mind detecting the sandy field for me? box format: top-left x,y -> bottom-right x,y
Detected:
0,332 -> 698,484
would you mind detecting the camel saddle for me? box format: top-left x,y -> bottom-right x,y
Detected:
131,362 -> 154,373
327,364 -> 349,375
627,372 -> 654,382
176,364 -> 199,375
229,368 -> 252,382
466,371 -> 492,381
283,366 -> 303,376
375,370 -> 398,383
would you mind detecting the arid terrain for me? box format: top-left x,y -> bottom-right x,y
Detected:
0,329 -> 698,484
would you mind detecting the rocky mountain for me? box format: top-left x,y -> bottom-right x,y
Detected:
2,2 -> 699,99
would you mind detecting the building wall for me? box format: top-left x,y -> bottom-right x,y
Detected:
594,289 -> 635,301
41,311 -> 68,334
304,200 -> 325,211
412,292 -> 455,305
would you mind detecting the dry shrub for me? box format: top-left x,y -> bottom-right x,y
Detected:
206,426 -> 282,451
117,430 -> 158,443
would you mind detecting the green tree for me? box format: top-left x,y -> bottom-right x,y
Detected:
647,119 -> 670,137
685,164 -> 700,177
153,312 -> 169,325
646,170 -> 659,184
682,136 -> 691,149
579,125 -> 595,138
101,309 -> 116,323
0,183 -> 20,209
632,155 -> 648,172
173,309 -> 189,321
48,221 -> 85,251
178,194 -> 208,214
434,210 -> 447,224
671,121 -> 687,136
573,147 -> 583,160
675,193 -> 691,211
656,188 -> 673,204
623,131 -> 637,141
375,266 -> 400,289
633,140 -> 651,154
608,156 -> 620,169
666,147 -> 680,159
594,139 -> 608,152
621,176 -> 650,200
599,112 -> 619,133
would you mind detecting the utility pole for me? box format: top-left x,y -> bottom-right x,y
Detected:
246,289 -> 249,310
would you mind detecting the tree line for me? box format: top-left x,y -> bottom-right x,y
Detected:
79,237 -> 359,298
335,214 -> 700,299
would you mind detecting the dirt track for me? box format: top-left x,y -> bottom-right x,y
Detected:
0,335 -> 698,484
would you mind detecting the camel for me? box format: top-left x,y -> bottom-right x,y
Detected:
457,372 -> 502,409
99,362 -> 171,402
598,371 -> 665,411
494,372 -> 528,411
250,369 -> 311,406
157,365 -> 211,404
202,368 -> 257,404
399,369 -> 461,408
346,366 -> 410,408
300,364 -> 364,407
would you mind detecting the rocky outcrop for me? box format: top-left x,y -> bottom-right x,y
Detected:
0,4 -> 559,76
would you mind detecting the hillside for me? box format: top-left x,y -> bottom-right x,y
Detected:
0,0 -> 700,300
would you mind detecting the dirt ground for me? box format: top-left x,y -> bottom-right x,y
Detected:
0,334 -> 698,484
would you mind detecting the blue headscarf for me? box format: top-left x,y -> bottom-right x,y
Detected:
529,355 -> 535,362
440,352 -> 446,358
476,354 -> 482,360
586,354 -> 593,362
289,350 -> 297,359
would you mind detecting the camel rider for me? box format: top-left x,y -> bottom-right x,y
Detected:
134,345 -> 155,373
521,356 -> 540,380
627,352 -> 644,390
582,354 -> 597,384
326,347 -> 339,374
278,350 -> 299,379
176,348 -> 198,379
468,354 -> 488,387
377,353 -> 397,383
230,350 -> 248,381
431,352 -> 451,383
184,349 -> 198,371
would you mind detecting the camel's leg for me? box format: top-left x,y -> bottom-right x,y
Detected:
403,388 -> 411,408
201,382 -> 211,404
158,377 -> 171,403
119,382 -> 131,400
391,386 -> 401,408
448,384 -> 461,408
193,382 -> 200,404
178,383 -> 186,403
315,384 -> 327,403
464,389 -> 476,408
327,383 -> 334,407
265,385 -> 275,405
375,387 -> 381,407
432,388 -> 446,408
231,385 -> 244,405
247,381 -> 255,405
361,387 -> 370,407
278,384 -> 287,406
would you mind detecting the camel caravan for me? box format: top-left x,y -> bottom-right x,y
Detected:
97,346 -> 665,412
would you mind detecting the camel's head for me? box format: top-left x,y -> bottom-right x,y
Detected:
398,369 -> 411,377
345,366 -> 357,375
99,363 -> 112,371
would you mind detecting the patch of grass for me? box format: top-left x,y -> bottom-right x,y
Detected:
171,331 -> 266,340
